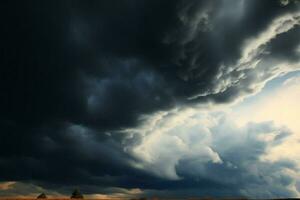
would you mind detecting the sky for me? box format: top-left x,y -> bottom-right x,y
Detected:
1,0 -> 300,199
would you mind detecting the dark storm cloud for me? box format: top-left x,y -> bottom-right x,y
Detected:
0,0 -> 300,198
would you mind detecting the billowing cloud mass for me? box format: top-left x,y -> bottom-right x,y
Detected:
124,109 -> 298,198
0,0 -> 300,198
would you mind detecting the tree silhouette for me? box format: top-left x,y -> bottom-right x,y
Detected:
71,189 -> 84,199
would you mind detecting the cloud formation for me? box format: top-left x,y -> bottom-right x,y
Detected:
123,108 -> 298,198
0,0 -> 300,198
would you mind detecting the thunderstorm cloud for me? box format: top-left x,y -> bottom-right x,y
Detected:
1,0 -> 300,198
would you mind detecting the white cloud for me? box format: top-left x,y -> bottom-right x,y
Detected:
232,74 -> 300,165
124,108 -> 223,180
124,107 -> 292,173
